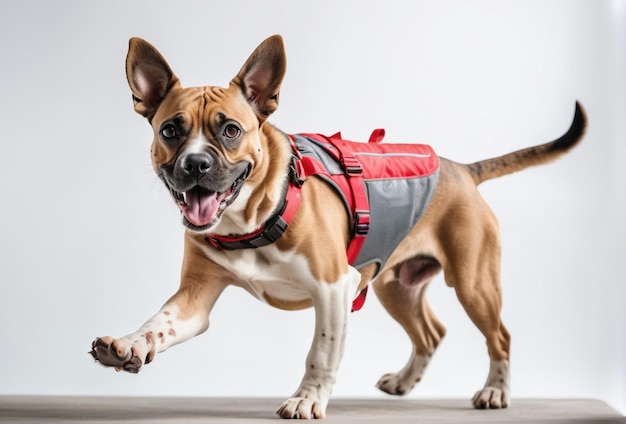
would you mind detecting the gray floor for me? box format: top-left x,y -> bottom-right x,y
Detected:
0,396 -> 624,423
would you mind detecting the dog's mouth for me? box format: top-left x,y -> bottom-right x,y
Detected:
168,165 -> 251,231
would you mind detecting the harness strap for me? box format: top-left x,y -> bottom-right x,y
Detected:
296,132 -> 373,312
313,133 -> 370,266
206,133 -> 377,312
205,161 -> 302,250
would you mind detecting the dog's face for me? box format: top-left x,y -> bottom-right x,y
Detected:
125,36 -> 286,233
145,83 -> 259,233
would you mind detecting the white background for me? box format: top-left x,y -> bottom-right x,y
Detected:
1,0 -> 625,416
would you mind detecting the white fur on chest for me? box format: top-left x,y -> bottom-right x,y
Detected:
195,239 -> 317,304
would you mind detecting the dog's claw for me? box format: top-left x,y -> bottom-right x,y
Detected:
472,386 -> 510,409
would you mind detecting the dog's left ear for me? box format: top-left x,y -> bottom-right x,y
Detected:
232,35 -> 286,123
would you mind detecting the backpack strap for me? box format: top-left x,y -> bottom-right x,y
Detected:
207,132 -> 374,312
295,133 -> 373,312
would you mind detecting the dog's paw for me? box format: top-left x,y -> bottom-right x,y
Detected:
472,386 -> 510,409
276,397 -> 325,419
90,336 -> 147,373
376,354 -> 429,396
376,372 -> 419,396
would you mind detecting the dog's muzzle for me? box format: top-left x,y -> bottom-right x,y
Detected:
163,153 -> 251,231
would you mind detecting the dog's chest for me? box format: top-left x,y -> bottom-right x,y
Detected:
200,242 -> 316,303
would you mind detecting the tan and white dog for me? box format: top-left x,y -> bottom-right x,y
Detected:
91,35 -> 586,419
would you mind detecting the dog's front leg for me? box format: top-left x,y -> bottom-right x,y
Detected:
90,296 -> 216,373
91,239 -> 229,373
276,268 -> 361,419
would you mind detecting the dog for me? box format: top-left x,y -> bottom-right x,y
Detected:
91,35 -> 586,419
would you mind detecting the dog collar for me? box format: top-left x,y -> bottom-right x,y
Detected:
205,155 -> 303,250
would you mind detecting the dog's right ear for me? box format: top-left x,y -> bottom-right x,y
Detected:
125,38 -> 179,119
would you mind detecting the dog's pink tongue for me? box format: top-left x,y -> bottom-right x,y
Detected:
180,189 -> 220,227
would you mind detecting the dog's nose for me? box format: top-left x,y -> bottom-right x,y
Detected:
181,153 -> 213,177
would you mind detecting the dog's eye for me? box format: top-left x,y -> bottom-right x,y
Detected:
223,123 -> 241,140
160,124 -> 177,140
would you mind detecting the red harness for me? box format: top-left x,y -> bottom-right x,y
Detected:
206,129 -> 438,312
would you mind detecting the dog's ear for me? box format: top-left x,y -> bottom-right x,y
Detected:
125,38 -> 179,119
232,35 -> 286,123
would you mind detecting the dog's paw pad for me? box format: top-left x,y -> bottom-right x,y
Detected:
90,337 -> 143,373
276,397 -> 324,419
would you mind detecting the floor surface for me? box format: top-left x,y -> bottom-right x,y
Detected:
0,396 -> 624,423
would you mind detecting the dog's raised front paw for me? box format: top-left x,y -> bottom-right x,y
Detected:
276,397 -> 325,420
90,336 -> 146,373
472,386 -> 510,409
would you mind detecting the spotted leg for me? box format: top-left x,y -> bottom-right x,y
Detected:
90,304 -> 210,372
91,240 -> 229,373
276,267 -> 361,419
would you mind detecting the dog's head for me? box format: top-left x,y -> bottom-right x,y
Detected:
125,35 -> 286,233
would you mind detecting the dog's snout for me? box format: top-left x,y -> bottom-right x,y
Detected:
181,153 -> 213,177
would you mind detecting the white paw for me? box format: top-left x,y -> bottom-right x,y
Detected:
376,354 -> 429,396
276,397 -> 325,419
376,372 -> 420,396
473,359 -> 511,409
472,386 -> 510,409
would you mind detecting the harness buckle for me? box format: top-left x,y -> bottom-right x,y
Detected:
354,211 -> 370,236
343,155 -> 363,176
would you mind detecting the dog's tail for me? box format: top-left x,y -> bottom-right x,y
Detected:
467,101 -> 587,185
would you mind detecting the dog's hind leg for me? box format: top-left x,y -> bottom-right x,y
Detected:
442,207 -> 512,409
373,257 -> 446,396
452,278 -> 511,409
453,272 -> 511,409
